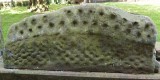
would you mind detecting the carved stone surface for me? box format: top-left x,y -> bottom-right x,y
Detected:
3,4 -> 157,74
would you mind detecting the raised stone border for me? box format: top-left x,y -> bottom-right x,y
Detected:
0,67 -> 160,80
0,58 -> 160,80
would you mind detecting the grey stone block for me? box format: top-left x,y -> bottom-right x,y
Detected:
3,4 -> 158,74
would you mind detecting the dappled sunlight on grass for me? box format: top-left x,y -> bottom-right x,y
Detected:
0,9 -> 29,14
0,6 -> 29,14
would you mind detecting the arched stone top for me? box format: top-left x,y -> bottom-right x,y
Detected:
7,4 -> 157,45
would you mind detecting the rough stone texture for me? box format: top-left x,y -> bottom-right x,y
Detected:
3,4 -> 157,74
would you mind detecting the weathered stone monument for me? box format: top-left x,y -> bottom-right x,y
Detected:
1,4 -> 159,79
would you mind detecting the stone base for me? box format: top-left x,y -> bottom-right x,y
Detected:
0,59 -> 160,80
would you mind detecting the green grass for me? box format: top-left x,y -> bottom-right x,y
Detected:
1,3 -> 160,42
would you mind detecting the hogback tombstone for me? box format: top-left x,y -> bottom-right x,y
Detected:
3,4 -> 159,74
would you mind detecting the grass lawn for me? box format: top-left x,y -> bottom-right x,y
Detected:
1,2 -> 160,42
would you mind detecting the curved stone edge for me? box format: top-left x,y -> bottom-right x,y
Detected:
7,4 -> 157,45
